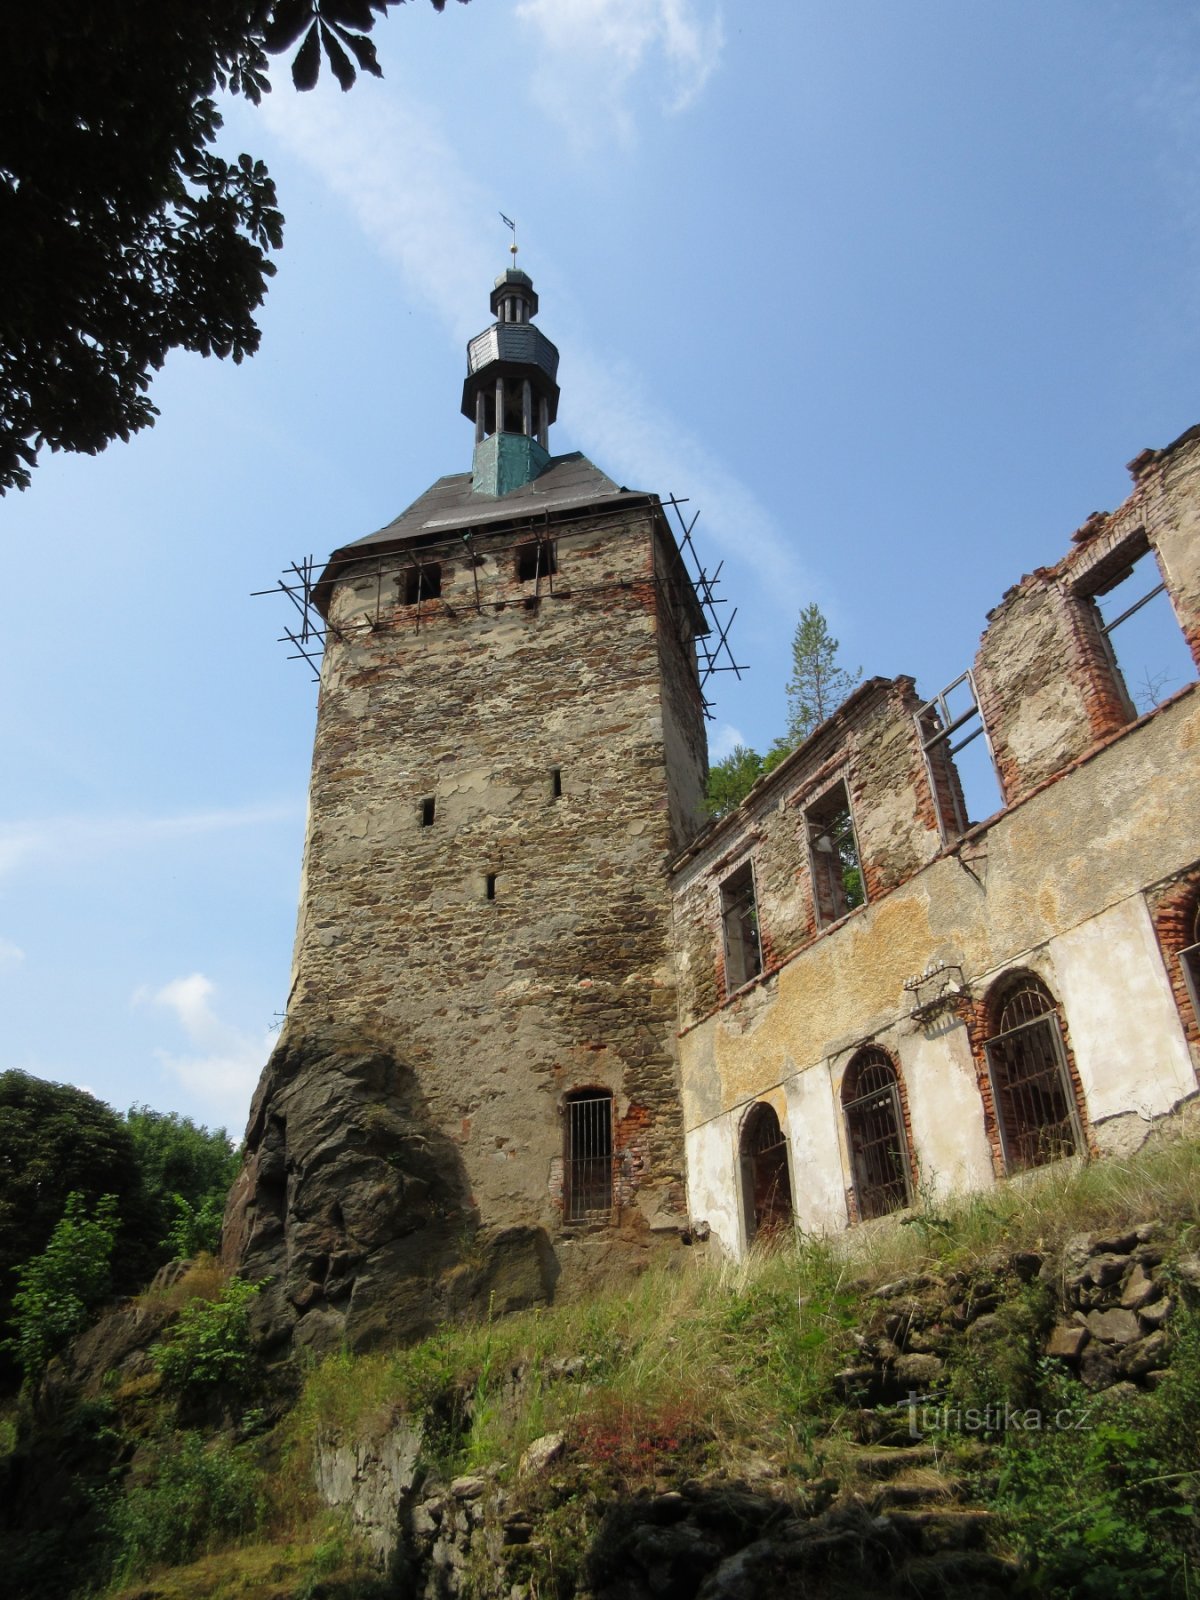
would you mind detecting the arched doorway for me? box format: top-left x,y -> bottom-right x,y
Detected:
739,1102 -> 794,1244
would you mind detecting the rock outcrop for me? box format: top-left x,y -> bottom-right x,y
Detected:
223,1026 -> 560,1356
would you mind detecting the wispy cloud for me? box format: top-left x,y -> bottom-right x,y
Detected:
516,0 -> 725,146
707,723 -> 746,762
0,937 -> 25,968
258,76 -> 803,616
0,802 -> 300,882
134,973 -> 271,1134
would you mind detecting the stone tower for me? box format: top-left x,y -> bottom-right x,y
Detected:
227,271 -> 710,1355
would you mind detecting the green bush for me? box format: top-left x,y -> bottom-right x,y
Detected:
152,1275 -> 260,1398
115,1430 -> 265,1574
3,1192 -> 119,1381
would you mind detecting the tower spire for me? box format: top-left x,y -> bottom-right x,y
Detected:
461,260 -> 560,497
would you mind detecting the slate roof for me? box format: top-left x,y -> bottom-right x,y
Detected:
315,453 -> 653,612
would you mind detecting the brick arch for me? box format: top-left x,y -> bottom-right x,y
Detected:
1149,868 -> 1200,1063
968,968 -> 1091,1175
840,1045 -> 915,1222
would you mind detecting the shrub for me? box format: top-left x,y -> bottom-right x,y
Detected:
152,1275 -> 260,1398
115,1430 -> 265,1574
4,1192 -> 119,1381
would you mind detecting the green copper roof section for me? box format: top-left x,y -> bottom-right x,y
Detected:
471,431 -> 552,497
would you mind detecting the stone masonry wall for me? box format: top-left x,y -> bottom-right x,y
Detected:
233,501 -> 708,1350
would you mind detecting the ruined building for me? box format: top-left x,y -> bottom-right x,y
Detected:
228,270 -> 1200,1353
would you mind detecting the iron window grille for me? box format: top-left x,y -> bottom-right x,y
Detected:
739,1102 -> 793,1244
914,669 -> 1000,839
564,1092 -> 613,1222
806,781 -> 866,926
720,861 -> 762,993
842,1049 -> 913,1221
1181,900 -> 1200,1026
984,976 -> 1082,1173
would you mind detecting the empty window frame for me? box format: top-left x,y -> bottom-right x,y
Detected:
1082,544 -> 1195,717
915,670 -> 1002,837
720,860 -> 762,993
1181,898 -> 1200,1029
739,1102 -> 794,1244
419,796 -> 435,827
564,1090 -> 613,1221
401,562 -> 442,604
516,540 -> 557,583
984,972 -> 1082,1173
842,1048 -> 913,1220
806,781 -> 866,926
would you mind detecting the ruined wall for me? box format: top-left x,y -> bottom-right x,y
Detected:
672,677 -> 945,1032
233,501 -> 708,1350
674,426 -> 1200,1256
975,426 -> 1200,804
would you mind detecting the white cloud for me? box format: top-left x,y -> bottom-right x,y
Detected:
0,937 -> 25,968
0,802 -> 299,883
516,0 -> 725,146
259,82 -> 803,617
135,972 -> 272,1134
707,723 -> 746,762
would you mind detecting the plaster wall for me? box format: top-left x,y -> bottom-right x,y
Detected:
1050,895 -> 1196,1132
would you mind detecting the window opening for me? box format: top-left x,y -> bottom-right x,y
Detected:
564,1091 -> 613,1221
1181,899 -> 1200,1029
401,563 -> 441,605
984,973 -> 1082,1173
551,766 -> 563,800
842,1048 -> 912,1220
720,861 -> 762,993
420,797 -> 435,827
516,541 -> 557,583
1088,547 -> 1195,716
739,1103 -> 793,1244
806,781 -> 865,926
485,873 -> 497,901
915,670 -> 1002,835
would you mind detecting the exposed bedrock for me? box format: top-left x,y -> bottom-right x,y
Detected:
223,1025 -> 559,1357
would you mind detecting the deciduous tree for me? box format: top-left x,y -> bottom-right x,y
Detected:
0,1 -> 466,493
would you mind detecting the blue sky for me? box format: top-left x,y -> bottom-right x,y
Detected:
3,0 -> 1198,1137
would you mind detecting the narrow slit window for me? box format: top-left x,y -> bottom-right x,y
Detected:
720,860 -> 762,994
401,563 -> 442,604
806,780 -> 866,926
516,541 -> 557,582
1085,546 -> 1195,716
564,1091 -> 613,1221
420,797 -> 435,827
551,767 -> 563,800
485,872 -> 497,901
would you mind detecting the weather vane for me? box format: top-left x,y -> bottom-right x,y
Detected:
500,211 -> 518,264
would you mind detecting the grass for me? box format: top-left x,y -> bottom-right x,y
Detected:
40,1127 -> 1200,1598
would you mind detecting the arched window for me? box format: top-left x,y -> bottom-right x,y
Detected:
842,1048 -> 912,1220
984,972 -> 1082,1173
738,1102 -> 793,1244
563,1089 -> 613,1221
1181,896 -> 1200,1029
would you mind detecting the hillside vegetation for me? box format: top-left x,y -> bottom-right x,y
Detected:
5,1131 -> 1200,1600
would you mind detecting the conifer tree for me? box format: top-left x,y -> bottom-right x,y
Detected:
784,603 -> 861,744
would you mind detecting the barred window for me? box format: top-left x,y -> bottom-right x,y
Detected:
401,562 -> 441,604
842,1048 -> 912,1220
564,1091 -> 613,1222
720,861 -> 762,994
516,540 -> 557,582
1181,899 -> 1200,1028
739,1102 -> 793,1244
984,973 -> 1082,1173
